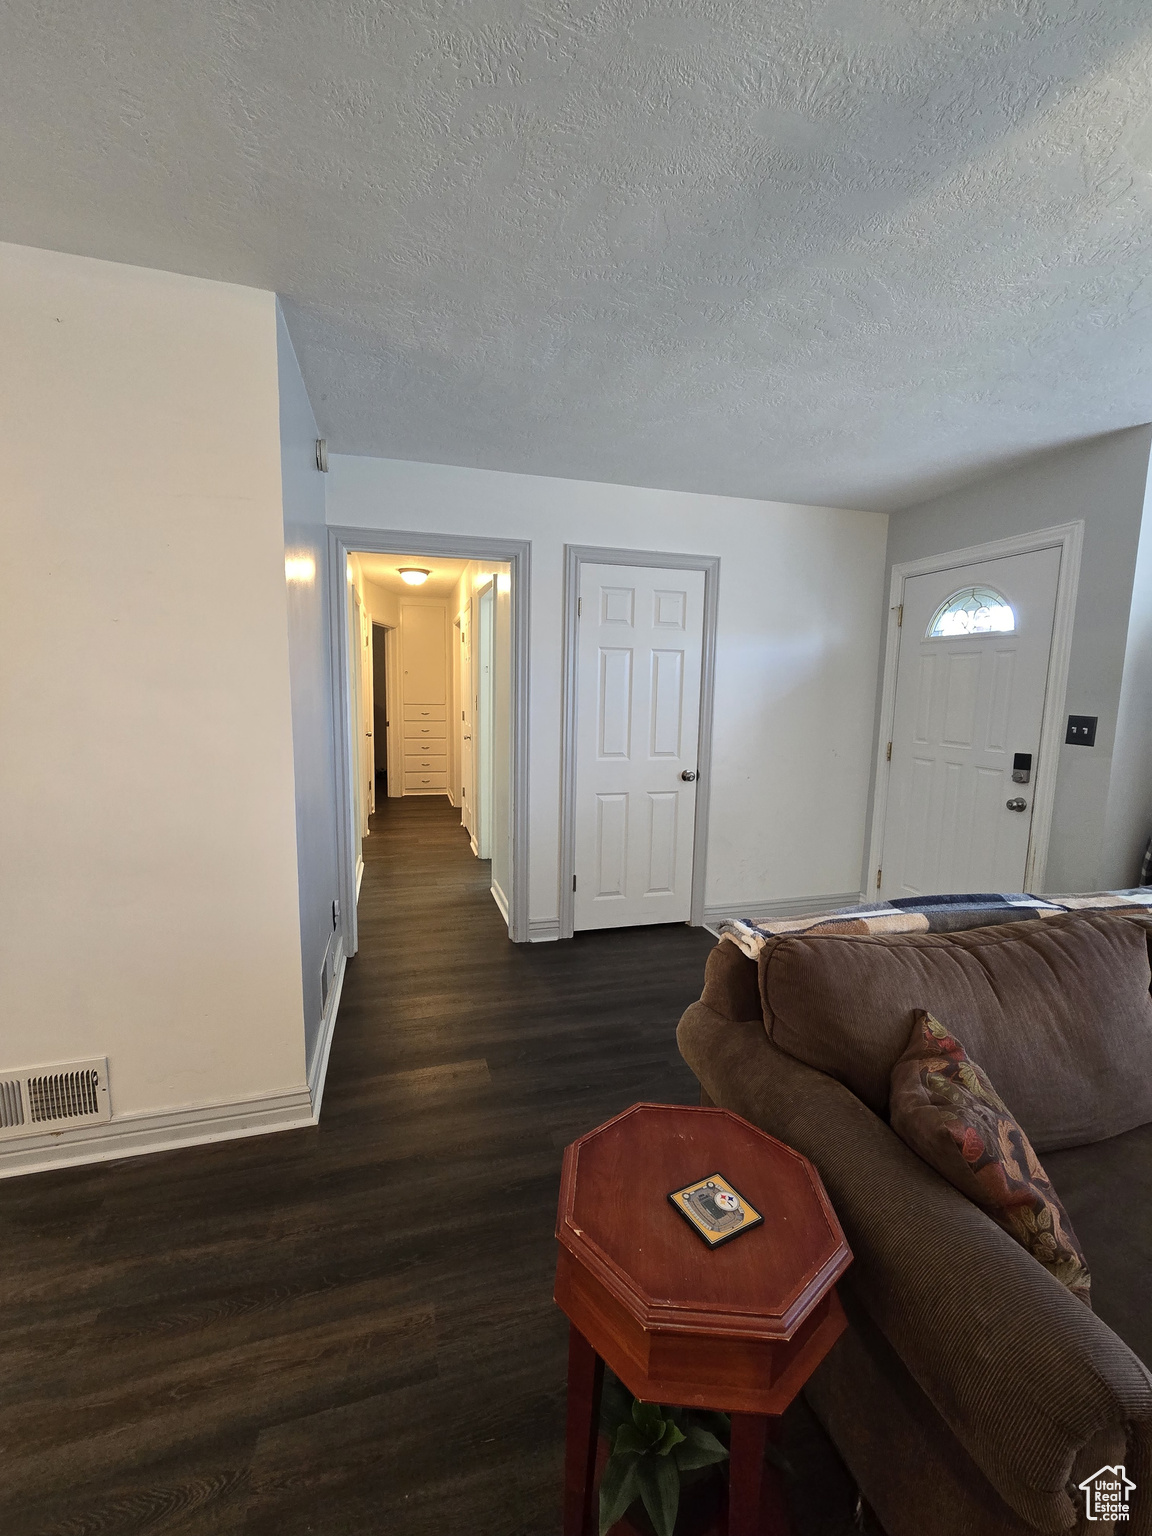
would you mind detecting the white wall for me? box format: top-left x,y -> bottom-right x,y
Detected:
327,454 -> 889,927
362,578 -> 400,628
0,243 -> 308,1150
278,303 -> 341,1076
1103,468 -> 1152,885
880,426 -> 1152,891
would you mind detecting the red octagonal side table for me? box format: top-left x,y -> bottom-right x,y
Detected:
554,1103 -> 852,1536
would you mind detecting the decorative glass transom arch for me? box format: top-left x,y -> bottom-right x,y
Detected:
927,587 -> 1016,638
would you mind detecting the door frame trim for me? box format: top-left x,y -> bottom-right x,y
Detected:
327,527 -> 531,950
474,577 -> 496,864
867,520 -> 1084,897
559,544 -> 721,939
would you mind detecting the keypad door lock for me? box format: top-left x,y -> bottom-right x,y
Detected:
680,770 -> 698,782
1012,751 -> 1032,784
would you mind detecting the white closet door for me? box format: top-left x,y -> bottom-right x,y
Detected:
574,563 -> 705,930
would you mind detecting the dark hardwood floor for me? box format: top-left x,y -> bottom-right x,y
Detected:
0,796 -> 864,1535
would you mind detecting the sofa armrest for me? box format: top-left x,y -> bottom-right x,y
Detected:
677,1002 -> 1152,1534
699,937 -> 761,1020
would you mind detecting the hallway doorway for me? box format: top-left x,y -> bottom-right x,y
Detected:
332,530 -> 529,951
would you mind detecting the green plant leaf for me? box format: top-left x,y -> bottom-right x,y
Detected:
636,1452 -> 680,1536
655,1419 -> 686,1456
614,1422 -> 654,1457
599,1451 -> 642,1536
672,1424 -> 729,1471
694,1410 -> 730,1443
632,1399 -> 666,1442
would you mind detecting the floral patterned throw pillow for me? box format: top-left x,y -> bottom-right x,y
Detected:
890,1010 -> 1092,1305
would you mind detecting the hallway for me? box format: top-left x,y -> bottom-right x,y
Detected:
318,795 -> 725,1531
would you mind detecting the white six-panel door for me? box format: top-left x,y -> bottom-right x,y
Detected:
881,546 -> 1061,897
574,563 -> 705,930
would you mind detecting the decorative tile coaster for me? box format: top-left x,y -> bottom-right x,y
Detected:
668,1173 -> 763,1248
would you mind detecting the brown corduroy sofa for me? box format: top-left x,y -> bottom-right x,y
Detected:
676,911 -> 1152,1536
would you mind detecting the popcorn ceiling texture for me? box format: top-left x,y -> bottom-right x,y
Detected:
3,0 -> 1152,510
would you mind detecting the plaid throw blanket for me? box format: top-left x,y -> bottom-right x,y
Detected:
720,889 -> 1152,960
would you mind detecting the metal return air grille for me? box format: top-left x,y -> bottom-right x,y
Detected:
0,1058 -> 110,1142
0,1079 -> 24,1130
28,1069 -> 101,1123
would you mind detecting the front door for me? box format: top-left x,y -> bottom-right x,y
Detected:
574,563 -> 705,930
880,546 -> 1061,897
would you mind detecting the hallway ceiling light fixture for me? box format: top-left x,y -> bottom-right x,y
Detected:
399,567 -> 431,585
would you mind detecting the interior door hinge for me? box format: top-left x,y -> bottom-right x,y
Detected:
876,868 -> 882,889
886,741 -> 892,761
896,604 -> 903,627
572,875 -> 577,891
577,596 -> 582,618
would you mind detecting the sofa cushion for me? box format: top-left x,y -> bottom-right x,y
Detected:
1044,1119 -> 1152,1367
757,912 -> 1152,1152
890,1010 -> 1091,1303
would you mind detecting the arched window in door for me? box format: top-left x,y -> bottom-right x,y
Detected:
927,586 -> 1015,638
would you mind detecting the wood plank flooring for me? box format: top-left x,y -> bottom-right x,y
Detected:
0,796 -> 864,1535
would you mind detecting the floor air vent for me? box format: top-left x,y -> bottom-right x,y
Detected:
0,1059 -> 110,1141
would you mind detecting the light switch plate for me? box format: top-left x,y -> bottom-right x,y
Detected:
1066,715 -> 1097,746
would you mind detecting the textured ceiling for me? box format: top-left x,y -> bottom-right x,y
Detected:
4,2 -> 1152,511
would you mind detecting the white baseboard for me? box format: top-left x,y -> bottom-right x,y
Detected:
527,917 -> 560,942
0,1085 -> 315,1180
702,891 -> 865,937
491,879 -> 510,924
1,935 -> 353,1180
355,855 -> 365,900
470,834 -> 479,857
308,935 -> 346,1119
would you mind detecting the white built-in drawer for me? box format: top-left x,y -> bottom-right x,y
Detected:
403,704 -> 447,722
404,752 -> 446,771
404,769 -> 447,791
404,721 -> 447,741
